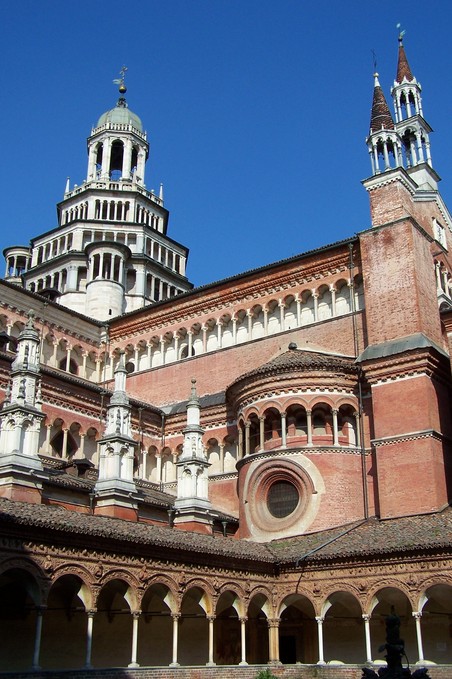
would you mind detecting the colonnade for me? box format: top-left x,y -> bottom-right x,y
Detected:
4,569 -> 450,671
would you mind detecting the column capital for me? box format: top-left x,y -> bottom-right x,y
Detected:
87,609 -> 97,617
239,616 -> 248,624
362,613 -> 371,622
267,618 -> 280,628
207,614 -> 216,622
132,611 -> 141,619
171,612 -> 181,621
412,611 -> 422,620
315,615 -> 324,623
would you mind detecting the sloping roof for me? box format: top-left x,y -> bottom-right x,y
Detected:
1,498 -> 451,571
269,507 -> 452,565
369,75 -> 395,133
230,348 -> 357,387
396,42 -> 415,83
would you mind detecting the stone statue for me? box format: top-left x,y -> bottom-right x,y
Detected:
361,608 -> 430,678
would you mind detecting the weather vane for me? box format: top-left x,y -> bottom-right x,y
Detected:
371,49 -> 378,73
113,66 -> 128,93
396,23 -> 406,43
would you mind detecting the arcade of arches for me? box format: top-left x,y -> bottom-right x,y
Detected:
1,538 -> 452,672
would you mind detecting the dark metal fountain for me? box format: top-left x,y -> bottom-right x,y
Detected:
362,609 -> 430,678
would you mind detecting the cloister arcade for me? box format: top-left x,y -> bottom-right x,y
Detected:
2,563 -> 451,671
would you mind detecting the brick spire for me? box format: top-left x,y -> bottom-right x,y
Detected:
370,74 -> 394,133
396,35 -> 414,83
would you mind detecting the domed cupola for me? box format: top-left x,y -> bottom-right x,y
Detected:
86,68 -> 149,185
227,344 -> 364,541
96,95 -> 143,133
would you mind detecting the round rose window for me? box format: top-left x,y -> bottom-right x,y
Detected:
267,480 -> 299,518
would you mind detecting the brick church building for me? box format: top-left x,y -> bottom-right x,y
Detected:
1,36 -> 452,675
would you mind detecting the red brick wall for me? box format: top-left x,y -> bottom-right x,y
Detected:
2,664 -> 450,679
359,219 -> 442,348
126,315 -> 364,406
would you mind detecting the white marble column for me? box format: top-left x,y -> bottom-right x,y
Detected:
32,606 -> 45,670
413,611 -> 425,663
84,610 -> 95,669
315,616 -> 326,665
207,615 -> 216,666
239,617 -> 248,665
362,614 -> 372,664
170,613 -> 180,667
128,612 -> 140,667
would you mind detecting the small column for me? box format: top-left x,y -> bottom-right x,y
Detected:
312,292 -> 319,322
52,341 -> 59,367
219,444 -> 225,473
202,325 -> 207,353
295,295 -> 301,326
246,310 -> 253,339
330,285 -> 336,316
232,316 -> 237,344
267,618 -> 281,664
45,424 -> 52,454
435,262 -> 442,291
159,337 -> 166,366
306,409 -> 313,446
187,331 -> 193,358
62,428 -> 69,458
32,606 -> 45,670
263,306 -> 268,335
244,422 -> 251,456
332,408 -> 339,446
207,615 -> 216,666
156,454 -> 162,484
147,342 -> 152,367
315,616 -> 326,665
278,301 -> 285,331
82,352 -> 88,379
259,416 -> 265,451
354,411 -> 361,447
238,427 -> 243,459
170,613 -> 180,667
412,611 -> 425,663
216,320 -> 222,349
85,610 -> 95,669
362,614 -> 372,664
65,346 -> 72,372
239,617 -> 248,666
281,412 -> 287,447
128,611 -> 140,668
78,433 -> 86,458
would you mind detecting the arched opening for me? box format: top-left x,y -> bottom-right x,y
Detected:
0,567 -> 41,671
370,587 -> 416,664
323,591 -> 364,663
247,593 -> 269,664
179,587 -> 209,665
420,583 -> 452,663
279,594 -> 317,664
109,140 -> 124,180
215,591 -> 242,664
92,579 -> 134,668
41,575 -> 89,669
139,583 -> 174,666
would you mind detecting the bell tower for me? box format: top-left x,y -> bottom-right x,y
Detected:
359,34 -> 452,519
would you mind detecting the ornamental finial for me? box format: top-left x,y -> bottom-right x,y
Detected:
113,65 -> 128,94
396,23 -> 406,44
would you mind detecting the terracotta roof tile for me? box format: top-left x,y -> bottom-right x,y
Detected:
396,43 -> 414,83
370,76 -> 394,133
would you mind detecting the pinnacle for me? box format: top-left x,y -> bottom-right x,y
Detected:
369,76 -> 394,133
396,41 -> 414,84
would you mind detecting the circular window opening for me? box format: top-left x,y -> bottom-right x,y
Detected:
267,480 -> 299,518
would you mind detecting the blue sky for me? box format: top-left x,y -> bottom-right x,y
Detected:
1,1 -> 452,287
